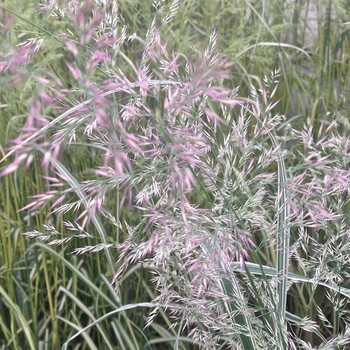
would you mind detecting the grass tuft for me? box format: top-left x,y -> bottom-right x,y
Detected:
2,0 -> 350,349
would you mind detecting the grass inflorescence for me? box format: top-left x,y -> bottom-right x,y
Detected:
1,0 -> 350,349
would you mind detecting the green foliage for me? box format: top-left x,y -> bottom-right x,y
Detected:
1,0 -> 350,349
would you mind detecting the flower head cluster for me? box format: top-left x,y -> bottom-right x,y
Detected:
2,1 -> 350,348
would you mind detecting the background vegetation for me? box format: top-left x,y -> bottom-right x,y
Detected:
1,0 -> 350,349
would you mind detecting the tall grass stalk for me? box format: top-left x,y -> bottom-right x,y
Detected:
2,0 -> 350,349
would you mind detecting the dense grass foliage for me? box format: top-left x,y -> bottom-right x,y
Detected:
1,0 -> 350,349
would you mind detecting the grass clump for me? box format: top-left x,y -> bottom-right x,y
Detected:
1,0 -> 350,349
